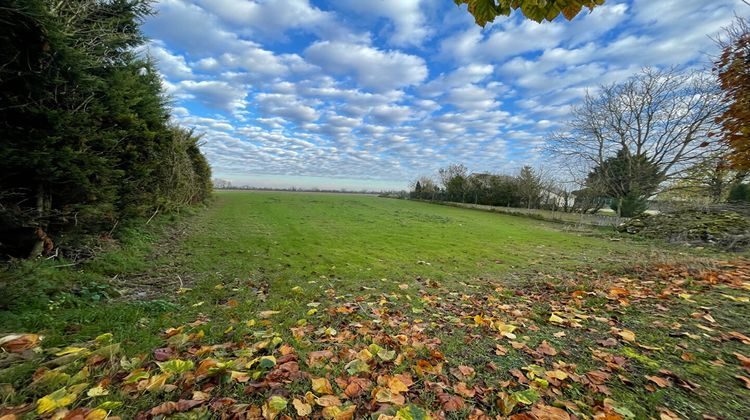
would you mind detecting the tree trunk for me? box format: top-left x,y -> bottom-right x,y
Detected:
28,184 -> 50,258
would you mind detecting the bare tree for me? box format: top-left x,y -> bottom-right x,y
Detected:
547,68 -> 724,192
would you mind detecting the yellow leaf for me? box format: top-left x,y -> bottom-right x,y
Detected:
312,377 -> 334,395
230,371 -> 250,383
357,348 -> 373,362
618,329 -> 636,342
36,387 -> 78,415
545,370 -> 569,380
54,347 -> 88,356
85,408 -> 108,420
549,314 -> 565,324
144,372 -> 171,392
86,385 -> 109,397
388,377 -> 409,394
293,398 -> 312,416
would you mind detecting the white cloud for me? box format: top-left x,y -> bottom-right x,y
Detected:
305,41 -> 428,91
178,80 -> 248,114
336,0 -> 431,46
142,41 -> 193,79
255,93 -> 320,124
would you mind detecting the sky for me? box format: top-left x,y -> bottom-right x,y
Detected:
141,0 -> 749,190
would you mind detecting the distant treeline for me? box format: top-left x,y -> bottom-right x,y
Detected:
0,1 -> 212,258
409,164 -> 579,212
213,181 -> 382,195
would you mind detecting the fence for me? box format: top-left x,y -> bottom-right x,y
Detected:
416,200 -> 628,227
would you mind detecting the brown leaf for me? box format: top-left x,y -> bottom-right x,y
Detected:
315,395 -> 342,407
646,375 -> 671,388
438,393 -> 464,411
530,404 -> 571,420
734,352 -> 750,371
153,347 -> 174,361
598,338 -> 618,347
454,382 -> 476,398
537,340 -> 558,356
0,334 -> 41,353
728,331 -> 750,345
343,377 -> 371,398
737,375 -> 750,389
585,370 -> 610,385
149,399 -> 204,416
307,350 -> 334,368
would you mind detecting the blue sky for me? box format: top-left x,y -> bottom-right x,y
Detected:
141,0 -> 748,190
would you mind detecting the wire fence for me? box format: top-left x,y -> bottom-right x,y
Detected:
420,200 -> 628,227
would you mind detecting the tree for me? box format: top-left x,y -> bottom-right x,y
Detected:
438,164 -> 469,202
714,15 -> 750,169
548,68 -> 723,195
661,151 -> 747,204
455,0 -> 605,26
0,0 -> 212,258
586,149 -> 661,216
516,166 -> 544,209
409,176 -> 438,200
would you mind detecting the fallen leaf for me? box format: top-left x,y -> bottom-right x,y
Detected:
617,329 -> 636,342
316,394 -> 342,407
454,382 -> 475,398
439,393 -> 464,411
531,404 -> 571,420
312,377 -> 334,395
262,395 -> 288,420
36,388 -> 78,415
646,375 -> 671,388
293,398 -> 312,416
149,399 -> 204,416
537,340 -> 558,356
259,310 -> 281,318
0,334 -> 42,353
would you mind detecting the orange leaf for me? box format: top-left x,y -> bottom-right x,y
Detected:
645,375 -> 671,388
530,404 -> 571,420
454,382 -> 476,398
0,334 -> 42,353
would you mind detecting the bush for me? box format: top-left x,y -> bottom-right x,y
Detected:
728,183 -> 750,202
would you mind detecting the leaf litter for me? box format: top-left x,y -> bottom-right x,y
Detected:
0,261 -> 749,418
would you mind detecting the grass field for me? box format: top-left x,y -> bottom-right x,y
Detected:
1,192 -> 749,419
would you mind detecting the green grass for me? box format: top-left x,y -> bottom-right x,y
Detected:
1,192 -> 747,419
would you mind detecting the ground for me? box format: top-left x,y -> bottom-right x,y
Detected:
1,192 -> 749,419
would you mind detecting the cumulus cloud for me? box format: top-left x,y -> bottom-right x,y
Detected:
305,41 -> 428,91
255,93 -> 320,124
336,0 -> 431,46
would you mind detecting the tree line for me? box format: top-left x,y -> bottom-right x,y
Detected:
410,164 -> 574,211
0,0 -> 212,259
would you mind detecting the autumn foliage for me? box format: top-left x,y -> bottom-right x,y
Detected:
455,0 -> 605,26
715,16 -> 750,170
